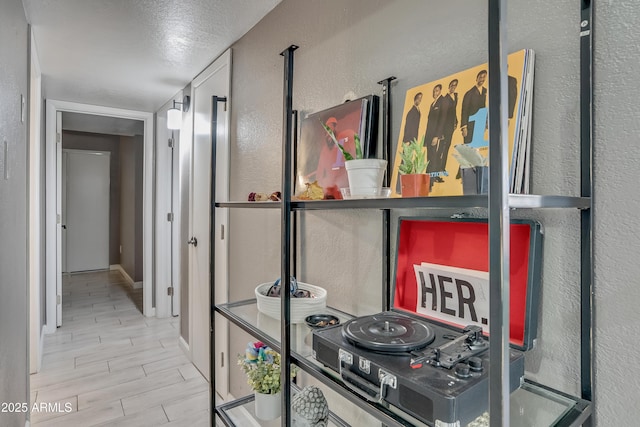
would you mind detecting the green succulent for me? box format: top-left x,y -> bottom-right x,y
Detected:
321,121 -> 362,161
398,136 -> 428,174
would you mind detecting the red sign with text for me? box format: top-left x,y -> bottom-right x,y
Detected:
393,219 -> 540,349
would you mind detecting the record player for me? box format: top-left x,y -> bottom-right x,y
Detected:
312,218 -> 543,426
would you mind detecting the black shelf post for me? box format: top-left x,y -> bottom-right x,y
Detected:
292,109 -> 298,279
210,95 -> 227,425
378,76 -> 396,312
279,44 -> 298,427
579,0 -> 594,420
487,0 -> 510,426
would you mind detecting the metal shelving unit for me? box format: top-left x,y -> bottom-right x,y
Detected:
210,1 -> 594,425
216,195 -> 590,211
214,299 -> 591,427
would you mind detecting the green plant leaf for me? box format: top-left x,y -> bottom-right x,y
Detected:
342,150 -> 354,161
321,120 -> 354,161
354,134 -> 362,159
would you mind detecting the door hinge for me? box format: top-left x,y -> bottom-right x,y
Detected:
168,138 -> 174,148
167,286 -> 174,296
221,352 -> 224,368
167,212 -> 174,222
56,133 -> 61,143
220,224 -> 225,240
56,295 -> 61,305
21,95 -> 25,123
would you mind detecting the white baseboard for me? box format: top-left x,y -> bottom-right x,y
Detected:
110,264 -> 141,288
178,335 -> 190,358
43,320 -> 56,335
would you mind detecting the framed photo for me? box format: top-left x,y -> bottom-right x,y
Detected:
296,95 -> 379,199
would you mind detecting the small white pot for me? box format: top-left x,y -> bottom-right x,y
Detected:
254,390 -> 281,421
344,159 -> 387,197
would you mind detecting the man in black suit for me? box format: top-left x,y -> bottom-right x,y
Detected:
403,92 -> 423,143
436,79 -> 458,181
424,84 -> 445,185
460,70 -> 487,144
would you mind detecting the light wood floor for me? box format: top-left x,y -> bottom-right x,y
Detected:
30,270 -> 210,426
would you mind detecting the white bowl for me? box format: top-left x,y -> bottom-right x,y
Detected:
255,281 -> 327,323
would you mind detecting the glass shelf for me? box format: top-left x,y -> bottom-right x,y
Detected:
216,384 -> 351,427
215,300 -> 591,427
216,299 -> 353,358
215,194 -> 590,211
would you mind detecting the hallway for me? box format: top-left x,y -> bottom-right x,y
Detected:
30,271 -> 209,426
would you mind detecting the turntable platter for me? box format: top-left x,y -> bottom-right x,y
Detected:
342,312 -> 435,352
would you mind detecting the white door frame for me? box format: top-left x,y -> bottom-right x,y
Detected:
45,100 -> 155,333
154,98 -> 182,319
28,28 -> 44,373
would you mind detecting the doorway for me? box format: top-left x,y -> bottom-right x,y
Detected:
45,100 -> 155,333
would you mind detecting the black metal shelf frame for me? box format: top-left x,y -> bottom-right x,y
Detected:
210,0 -> 594,424
216,194 -> 590,211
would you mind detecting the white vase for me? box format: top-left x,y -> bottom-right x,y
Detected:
254,390 -> 281,421
344,158 -> 387,197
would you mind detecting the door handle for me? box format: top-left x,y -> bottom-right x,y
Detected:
61,224 -> 67,229
187,237 -> 198,247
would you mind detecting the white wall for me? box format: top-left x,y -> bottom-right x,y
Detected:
0,0 -> 29,425
592,1 -> 640,423
119,135 -> 144,282
222,0 -> 640,424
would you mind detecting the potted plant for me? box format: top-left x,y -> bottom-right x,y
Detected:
238,341 -> 299,420
322,122 -> 387,198
398,137 -> 430,197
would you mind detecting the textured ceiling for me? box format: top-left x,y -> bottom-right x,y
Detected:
23,0 -> 281,112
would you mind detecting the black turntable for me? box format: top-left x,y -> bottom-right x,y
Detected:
312,218 -> 543,426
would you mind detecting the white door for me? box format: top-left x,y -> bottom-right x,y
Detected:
64,149 -> 110,272
189,49 -> 231,398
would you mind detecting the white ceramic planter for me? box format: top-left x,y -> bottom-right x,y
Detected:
254,391 -> 281,420
344,159 -> 387,197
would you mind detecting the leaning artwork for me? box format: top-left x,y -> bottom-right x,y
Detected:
296,96 -> 378,199
390,49 -> 533,197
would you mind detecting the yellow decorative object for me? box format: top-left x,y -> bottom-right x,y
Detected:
296,180 -> 324,200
